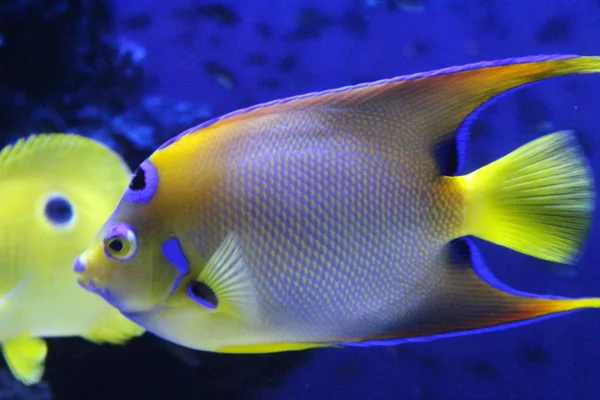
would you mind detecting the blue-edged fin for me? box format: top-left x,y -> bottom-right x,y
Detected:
340,238 -> 600,347
452,131 -> 593,264
2,333 -> 47,385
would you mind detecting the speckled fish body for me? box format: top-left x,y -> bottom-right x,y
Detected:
76,55 -> 600,353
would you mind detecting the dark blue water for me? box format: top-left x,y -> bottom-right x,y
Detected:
2,1 -> 600,399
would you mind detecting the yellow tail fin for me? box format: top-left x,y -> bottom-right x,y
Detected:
455,131 -> 594,264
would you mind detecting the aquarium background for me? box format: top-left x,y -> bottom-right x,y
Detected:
2,0 -> 600,399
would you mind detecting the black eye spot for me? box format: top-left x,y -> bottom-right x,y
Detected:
109,239 -> 124,252
188,281 -> 218,309
44,196 -> 73,226
129,166 -> 146,191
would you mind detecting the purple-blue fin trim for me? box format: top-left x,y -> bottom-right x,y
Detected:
337,237 -> 577,347
453,82 -> 537,175
186,284 -> 217,310
123,159 -> 158,204
158,54 -> 578,152
161,237 -> 190,295
339,309 -> 579,347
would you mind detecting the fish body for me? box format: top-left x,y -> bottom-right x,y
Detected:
76,55 -> 600,354
0,134 -> 144,385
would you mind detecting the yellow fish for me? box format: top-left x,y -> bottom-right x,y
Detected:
76,55 -> 599,354
0,134 -> 144,385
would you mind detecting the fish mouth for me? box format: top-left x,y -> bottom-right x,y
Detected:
72,256 -> 169,315
76,275 -> 99,293
74,257 -> 101,295
74,257 -> 118,306
77,275 -> 116,304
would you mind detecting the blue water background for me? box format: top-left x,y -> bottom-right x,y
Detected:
3,0 -> 600,399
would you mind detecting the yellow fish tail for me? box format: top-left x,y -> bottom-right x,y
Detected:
452,130 -> 594,264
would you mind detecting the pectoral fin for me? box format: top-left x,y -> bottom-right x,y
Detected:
2,334 -> 47,385
341,238 -> 600,347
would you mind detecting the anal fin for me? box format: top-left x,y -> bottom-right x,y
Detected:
82,308 -> 144,345
341,238 -> 600,346
2,333 -> 47,385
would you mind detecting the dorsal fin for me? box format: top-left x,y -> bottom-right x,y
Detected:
160,55 -> 600,155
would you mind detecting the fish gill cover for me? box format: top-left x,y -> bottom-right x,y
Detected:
2,0 -> 600,400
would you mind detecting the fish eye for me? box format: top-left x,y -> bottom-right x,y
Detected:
44,194 -> 74,227
103,223 -> 138,261
186,281 -> 218,310
108,238 -> 124,252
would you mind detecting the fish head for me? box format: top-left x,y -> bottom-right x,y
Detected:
74,158 -> 182,314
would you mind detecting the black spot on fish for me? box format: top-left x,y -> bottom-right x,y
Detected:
536,15 -> 571,44
245,52 -> 269,66
465,360 -> 498,378
341,9 -> 368,39
203,62 -> 236,90
130,166 -> 146,191
278,55 -> 297,73
255,22 -> 273,39
188,281 -> 218,308
121,13 -> 152,30
286,7 -> 334,41
45,195 -> 74,226
172,3 -> 239,26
